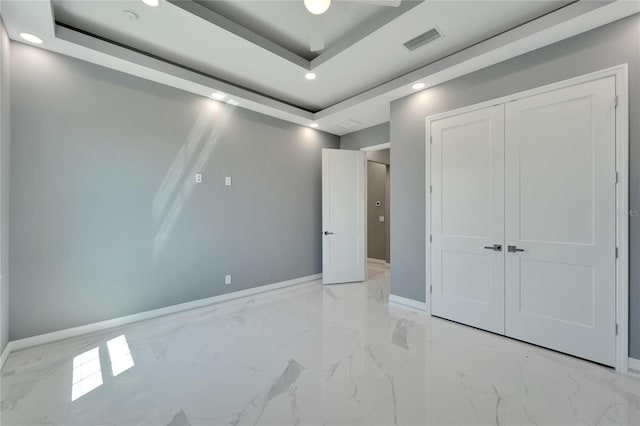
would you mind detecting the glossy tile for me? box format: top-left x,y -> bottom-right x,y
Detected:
1,264 -> 638,425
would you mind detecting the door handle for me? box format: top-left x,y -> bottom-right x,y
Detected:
324,231 -> 334,235
508,245 -> 525,253
483,244 -> 502,251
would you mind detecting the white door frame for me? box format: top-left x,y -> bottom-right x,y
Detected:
361,142 -> 391,266
361,142 -> 390,152
424,65 -> 629,373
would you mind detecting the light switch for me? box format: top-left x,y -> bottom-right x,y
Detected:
225,177 -> 232,186
195,173 -> 202,183
225,274 -> 232,285
379,216 -> 385,222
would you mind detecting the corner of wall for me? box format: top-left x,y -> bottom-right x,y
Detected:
0,18 -> 11,355
339,122 -> 390,151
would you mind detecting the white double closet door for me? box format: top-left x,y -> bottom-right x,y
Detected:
430,76 -> 617,366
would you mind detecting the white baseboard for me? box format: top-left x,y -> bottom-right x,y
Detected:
4,273 -> 322,359
367,258 -> 387,265
629,357 -> 640,375
389,294 -> 427,313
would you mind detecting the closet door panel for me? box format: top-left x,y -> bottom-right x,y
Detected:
504,76 -> 617,366
431,105 -> 505,334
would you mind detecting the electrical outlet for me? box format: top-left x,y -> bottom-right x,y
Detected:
225,176 -> 232,186
225,274 -> 232,285
195,173 -> 202,183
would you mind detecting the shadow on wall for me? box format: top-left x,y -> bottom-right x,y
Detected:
152,102 -> 238,259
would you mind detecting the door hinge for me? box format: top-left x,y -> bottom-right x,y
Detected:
616,323 -> 619,335
430,136 -> 433,144
430,185 -> 433,194
430,285 -> 433,294
429,235 -> 433,243
614,95 -> 619,108
615,172 -> 619,184
615,247 -> 619,259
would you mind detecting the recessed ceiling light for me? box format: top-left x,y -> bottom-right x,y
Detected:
141,0 -> 159,6
19,33 -> 43,44
412,82 -> 425,90
305,72 -> 316,80
304,0 -> 331,15
211,92 -> 225,101
310,123 -> 319,128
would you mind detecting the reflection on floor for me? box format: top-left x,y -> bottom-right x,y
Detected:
1,263 -> 639,425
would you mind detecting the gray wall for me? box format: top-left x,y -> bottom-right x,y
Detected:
389,14 -> 640,358
367,161 -> 387,261
9,43 -> 339,340
367,149 -> 391,263
0,20 -> 10,354
366,148 -> 390,165
340,122 -> 389,151
342,128 -> 392,264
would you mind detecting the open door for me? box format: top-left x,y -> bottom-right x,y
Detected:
322,149 -> 366,284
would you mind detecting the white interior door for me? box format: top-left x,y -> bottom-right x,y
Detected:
322,149 -> 366,284
431,105 -> 505,334
505,77 -> 617,366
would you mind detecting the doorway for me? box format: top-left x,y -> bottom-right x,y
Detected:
362,143 -> 390,271
320,142 -> 390,286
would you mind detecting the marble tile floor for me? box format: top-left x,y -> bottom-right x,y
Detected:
1,264 -> 639,426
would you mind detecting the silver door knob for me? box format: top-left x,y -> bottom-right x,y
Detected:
324,231 -> 334,235
508,245 -> 525,253
483,244 -> 502,251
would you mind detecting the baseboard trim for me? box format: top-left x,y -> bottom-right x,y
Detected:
389,294 -> 427,313
629,357 -> 640,375
367,258 -> 387,265
5,273 -> 322,358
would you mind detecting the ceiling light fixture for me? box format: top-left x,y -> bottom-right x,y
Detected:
211,92 -> 225,101
141,0 -> 159,6
304,0 -> 331,15
310,123 -> 319,128
412,82 -> 426,90
305,72 -> 317,80
19,33 -> 43,44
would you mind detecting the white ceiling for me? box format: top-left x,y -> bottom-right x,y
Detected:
51,0 -> 569,110
194,0 -> 392,60
1,0 -> 638,135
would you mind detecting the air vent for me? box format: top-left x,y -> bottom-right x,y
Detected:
404,28 -> 442,51
335,119 -> 362,130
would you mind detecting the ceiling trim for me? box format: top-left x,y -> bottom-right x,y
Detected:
312,1 -> 640,134
54,23 -> 316,126
1,0 -> 638,135
167,0 -> 423,71
167,0 -> 310,69
55,21 -> 314,113
316,0 -> 614,117
308,0 -> 422,69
